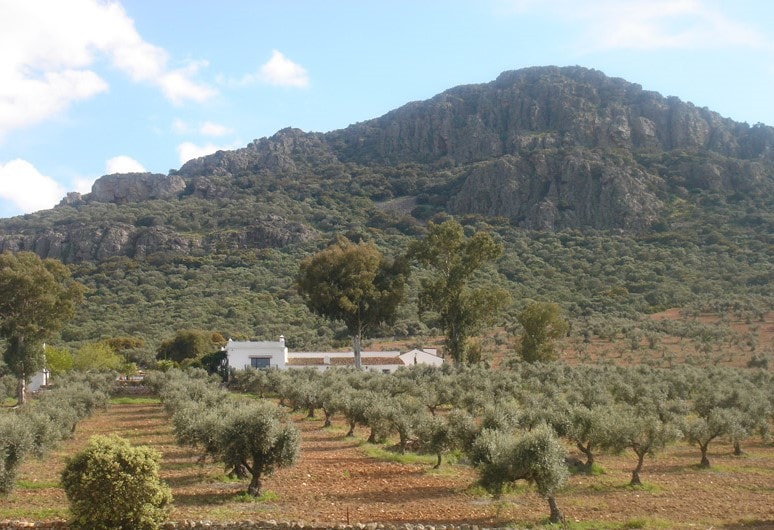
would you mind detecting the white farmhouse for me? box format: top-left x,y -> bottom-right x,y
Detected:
224,336 -> 443,374
225,336 -> 289,370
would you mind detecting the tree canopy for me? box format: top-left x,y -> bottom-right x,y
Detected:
156,329 -> 226,365
408,219 -> 509,365
297,237 -> 409,368
0,252 -> 83,405
516,301 -> 569,363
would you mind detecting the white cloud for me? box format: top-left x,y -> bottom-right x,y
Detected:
499,0 -> 769,52
172,119 -> 232,137
0,0 -> 215,139
172,118 -> 190,135
259,50 -> 310,88
105,155 -> 146,174
177,141 -> 232,165
159,60 -> 217,105
73,176 -> 96,194
0,159 -> 65,213
199,121 -> 231,137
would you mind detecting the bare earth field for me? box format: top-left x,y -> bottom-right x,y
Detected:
3,399 -> 774,529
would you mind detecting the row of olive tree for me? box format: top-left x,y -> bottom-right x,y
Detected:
0,371 -> 112,494
230,362 -> 772,522
146,368 -> 300,496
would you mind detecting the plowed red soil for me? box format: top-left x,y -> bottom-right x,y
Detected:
4,400 -> 774,529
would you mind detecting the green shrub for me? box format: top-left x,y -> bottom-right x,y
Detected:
61,435 -> 172,530
0,414 -> 34,494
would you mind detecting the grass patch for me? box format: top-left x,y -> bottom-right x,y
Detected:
359,443 -> 436,465
620,517 -> 673,529
16,479 -> 60,490
622,482 -> 664,494
212,473 -> 245,484
426,463 -> 463,476
465,480 -> 533,498
0,508 -> 68,520
233,490 -> 279,503
570,462 -> 606,476
555,519 -> 672,530
109,396 -> 160,405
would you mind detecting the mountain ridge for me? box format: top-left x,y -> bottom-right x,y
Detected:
0,66 -> 771,350
2,65 -> 773,263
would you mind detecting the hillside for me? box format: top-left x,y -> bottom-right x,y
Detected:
0,66 -> 771,358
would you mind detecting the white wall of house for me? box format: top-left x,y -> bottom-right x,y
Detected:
225,338 -> 287,370
226,338 -> 443,373
399,349 -> 444,367
29,369 -> 50,391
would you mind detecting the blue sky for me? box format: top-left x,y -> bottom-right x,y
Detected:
1,0 -> 773,218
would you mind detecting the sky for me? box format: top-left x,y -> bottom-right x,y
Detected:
0,0 -> 773,218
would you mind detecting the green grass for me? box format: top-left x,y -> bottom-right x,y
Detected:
548,518 -> 673,530
16,479 -> 60,490
569,462 -> 606,476
109,396 -> 161,405
359,443 -> 437,466
0,508 -> 68,520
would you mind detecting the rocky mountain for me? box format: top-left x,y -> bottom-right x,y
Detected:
3,66 -> 772,264
0,66 -> 770,349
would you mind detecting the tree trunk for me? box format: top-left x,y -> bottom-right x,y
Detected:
353,334 -> 362,369
577,441 -> 594,472
433,452 -> 442,470
700,443 -> 711,468
733,440 -> 744,456
630,449 -> 645,486
547,495 -> 564,523
15,375 -> 27,407
247,473 -> 262,496
346,421 -> 356,437
247,461 -> 264,497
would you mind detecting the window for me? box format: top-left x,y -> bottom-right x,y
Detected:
250,357 -> 271,369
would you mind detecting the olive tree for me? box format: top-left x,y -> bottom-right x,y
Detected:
417,408 -> 477,469
297,237 -> 409,369
0,252 -> 83,406
0,414 -> 33,494
470,425 -> 568,523
516,301 -> 569,363
218,401 -> 300,496
408,219 -> 509,365
61,435 -> 172,530
604,404 -> 682,485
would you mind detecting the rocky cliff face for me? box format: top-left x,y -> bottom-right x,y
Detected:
178,128 -> 336,179
447,149 -> 662,230
90,173 -> 186,204
174,66 -> 773,231
0,217 -> 315,264
1,66 -> 772,262
332,66 -> 774,164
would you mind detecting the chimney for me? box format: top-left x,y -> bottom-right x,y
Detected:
279,335 -> 285,344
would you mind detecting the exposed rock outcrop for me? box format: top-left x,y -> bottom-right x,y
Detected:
90,173 -> 186,204
0,216 -> 312,263
178,128 -> 337,178
448,149 -> 662,231
332,66 -> 774,165
1,65 -> 773,261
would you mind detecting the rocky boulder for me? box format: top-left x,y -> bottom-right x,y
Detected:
90,173 -> 186,204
